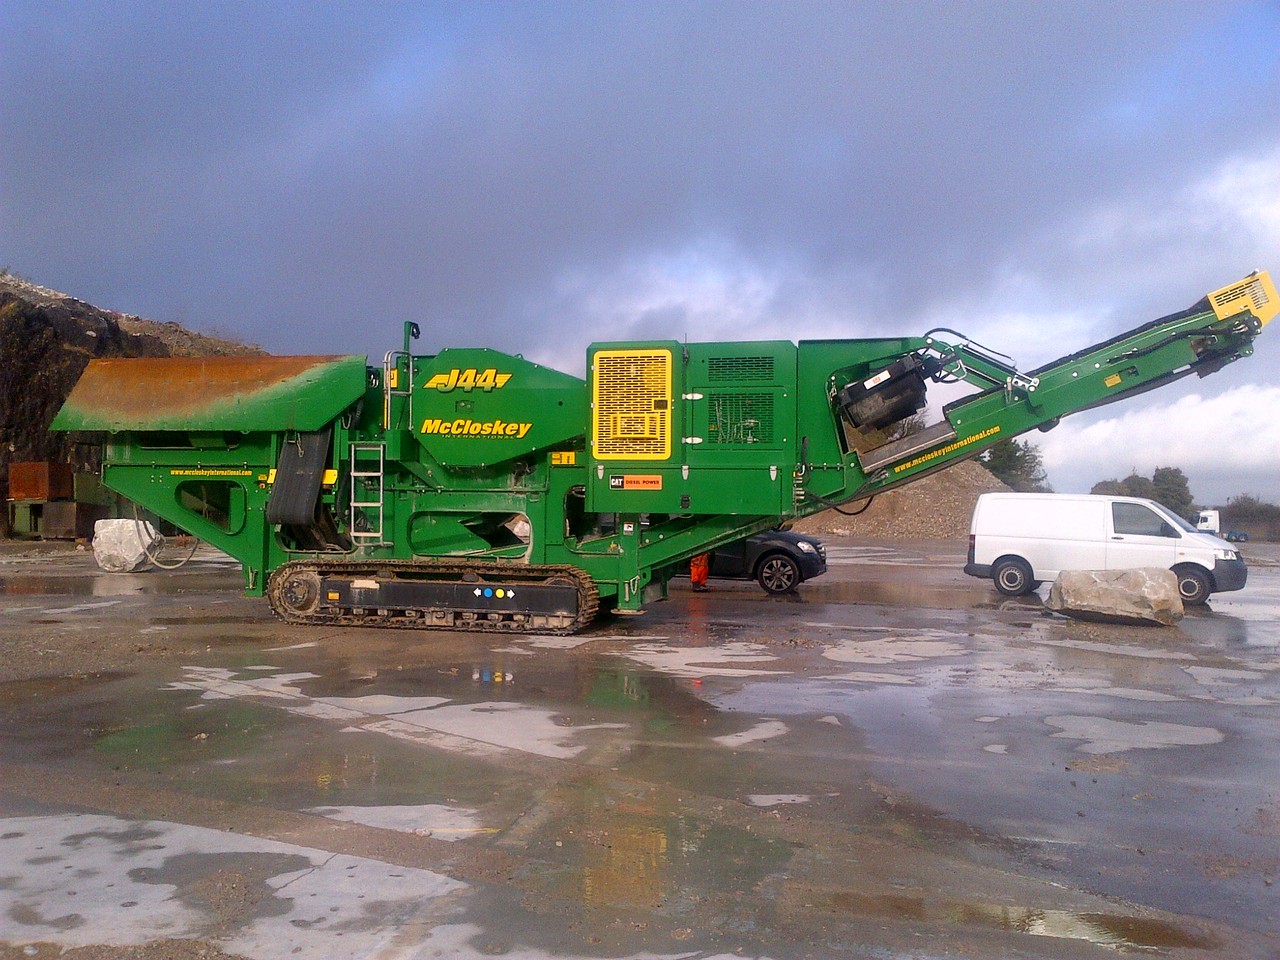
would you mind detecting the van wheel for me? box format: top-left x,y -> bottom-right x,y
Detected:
992,558 -> 1034,597
1174,566 -> 1211,605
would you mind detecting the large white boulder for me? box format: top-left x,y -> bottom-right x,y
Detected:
92,518 -> 161,573
1045,568 -> 1183,626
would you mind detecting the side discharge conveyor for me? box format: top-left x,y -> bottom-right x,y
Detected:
52,271 -> 1276,633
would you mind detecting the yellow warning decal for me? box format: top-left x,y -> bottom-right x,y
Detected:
263,469 -> 338,485
1104,373 -> 1122,388
551,451 -> 577,465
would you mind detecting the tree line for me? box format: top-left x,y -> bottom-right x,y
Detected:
977,438 -> 1278,537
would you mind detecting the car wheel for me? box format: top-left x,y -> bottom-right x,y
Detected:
992,557 -> 1034,597
1174,565 -> 1211,605
756,553 -> 801,594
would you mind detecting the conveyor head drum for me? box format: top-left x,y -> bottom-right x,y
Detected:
838,354 -> 931,430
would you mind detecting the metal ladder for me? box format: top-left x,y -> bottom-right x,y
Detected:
382,350 -> 413,430
348,442 -> 386,544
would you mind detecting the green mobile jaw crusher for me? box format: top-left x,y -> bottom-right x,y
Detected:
52,271 -> 1276,633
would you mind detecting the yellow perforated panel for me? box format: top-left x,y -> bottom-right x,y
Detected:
1208,271 -> 1277,327
592,349 -> 672,460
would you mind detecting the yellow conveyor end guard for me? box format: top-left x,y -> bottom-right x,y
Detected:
1209,270 -> 1277,327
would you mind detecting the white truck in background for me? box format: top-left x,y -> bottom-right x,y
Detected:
1197,509 -> 1221,534
1196,508 -> 1249,542
965,493 -> 1247,605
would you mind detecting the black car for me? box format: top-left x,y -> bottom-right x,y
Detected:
704,529 -> 828,594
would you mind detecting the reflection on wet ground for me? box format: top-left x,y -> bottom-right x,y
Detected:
1,541 -> 1278,958
0,813 -> 467,959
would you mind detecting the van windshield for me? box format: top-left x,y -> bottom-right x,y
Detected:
1152,504 -> 1197,533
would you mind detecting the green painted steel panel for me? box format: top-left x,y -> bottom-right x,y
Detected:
412,348 -> 587,468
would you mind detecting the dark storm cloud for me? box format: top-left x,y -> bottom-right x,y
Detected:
2,0 -> 1277,375
3,0 -> 1278,500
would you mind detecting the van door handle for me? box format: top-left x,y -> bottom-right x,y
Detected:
1111,536 -> 1123,540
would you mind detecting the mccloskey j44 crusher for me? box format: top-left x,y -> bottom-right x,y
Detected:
52,271 -> 1276,634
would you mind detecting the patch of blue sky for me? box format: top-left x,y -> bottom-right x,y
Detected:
365,42 -> 452,117
362,7 -> 498,117
1093,2 -> 1279,139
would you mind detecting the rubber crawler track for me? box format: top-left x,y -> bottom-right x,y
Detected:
266,558 -> 600,635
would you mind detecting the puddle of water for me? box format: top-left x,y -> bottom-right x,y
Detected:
321,693 -> 453,714
0,569 -> 236,598
151,616 -> 258,626
1043,715 -> 1224,754
746,794 -> 810,807
805,579 -> 984,608
817,670 -> 916,685
510,635 -> 598,650
612,641 -> 785,679
0,812 -> 465,959
713,719 -> 788,748
44,599 -> 122,615
378,701 -> 624,760
0,575 -> 141,597
1184,665 -> 1268,687
822,632 -> 967,665
830,891 -> 1217,950
305,803 -> 487,840
534,795 -> 792,915
953,902 -> 1217,950
584,670 -> 653,711
709,671 -> 1278,933
1055,685 -> 1182,702
95,701 -> 277,769
168,666 -> 626,761
1032,637 -> 1197,661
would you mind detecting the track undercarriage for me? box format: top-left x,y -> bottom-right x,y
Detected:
267,559 -> 600,635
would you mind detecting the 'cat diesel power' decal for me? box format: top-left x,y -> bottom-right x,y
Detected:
421,418 -> 532,439
425,368 -> 512,392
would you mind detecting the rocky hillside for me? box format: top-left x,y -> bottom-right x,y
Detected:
0,274 -> 261,532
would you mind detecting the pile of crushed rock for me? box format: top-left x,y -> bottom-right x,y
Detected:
792,460 -> 1008,540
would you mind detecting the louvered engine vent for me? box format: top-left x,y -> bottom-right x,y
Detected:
707,356 -> 775,382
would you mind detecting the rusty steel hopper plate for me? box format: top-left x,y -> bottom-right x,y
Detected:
51,355 -> 369,433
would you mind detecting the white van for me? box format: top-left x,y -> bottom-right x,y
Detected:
964,493 -> 1247,605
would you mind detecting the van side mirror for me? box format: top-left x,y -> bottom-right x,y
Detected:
1160,522 -> 1179,538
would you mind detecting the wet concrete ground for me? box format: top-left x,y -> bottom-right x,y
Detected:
0,539 -> 1277,959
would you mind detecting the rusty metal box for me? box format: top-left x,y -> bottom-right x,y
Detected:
9,461 -> 75,502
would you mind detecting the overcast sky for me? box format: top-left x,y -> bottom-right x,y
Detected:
3,1 -> 1278,504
